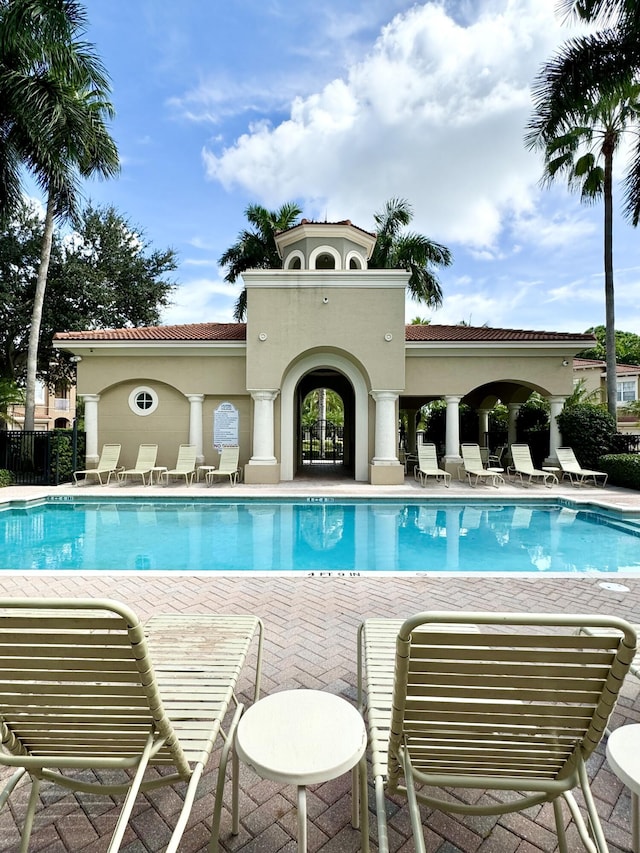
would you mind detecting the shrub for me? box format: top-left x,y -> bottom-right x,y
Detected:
51,429 -> 86,484
422,401 -> 478,447
517,396 -> 550,467
598,454 -> 640,490
556,404 -> 617,470
0,469 -> 13,487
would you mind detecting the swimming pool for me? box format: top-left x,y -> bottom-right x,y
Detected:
1,497 -> 639,574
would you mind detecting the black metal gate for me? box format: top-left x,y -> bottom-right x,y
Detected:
0,428 -> 84,485
301,420 -> 344,464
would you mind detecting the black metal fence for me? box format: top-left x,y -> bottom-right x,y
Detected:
611,433 -> 640,454
0,427 -> 85,485
301,420 -> 344,464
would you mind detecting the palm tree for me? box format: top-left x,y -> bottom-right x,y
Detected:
220,198 -> 452,320
369,198 -> 452,306
219,202 -> 302,321
533,1 -> 640,222
0,0 -> 119,430
0,377 -> 23,427
526,81 -> 640,419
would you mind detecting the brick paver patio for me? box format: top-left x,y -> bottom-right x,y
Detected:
1,477 -> 640,852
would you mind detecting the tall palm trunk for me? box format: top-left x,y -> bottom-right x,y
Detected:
318,388 -> 326,459
603,143 -> 617,422
24,192 -> 55,431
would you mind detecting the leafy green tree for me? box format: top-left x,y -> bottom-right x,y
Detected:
0,376 -> 23,426
410,316 -> 430,325
579,325 -> 640,364
219,198 -> 452,320
527,80 -> 640,420
369,198 -> 452,306
0,0 -> 119,429
0,199 -> 43,381
0,200 -> 177,386
219,202 -> 302,321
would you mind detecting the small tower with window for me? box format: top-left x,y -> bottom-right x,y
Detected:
275,219 -> 376,270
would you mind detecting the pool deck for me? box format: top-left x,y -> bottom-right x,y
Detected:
2,474 -> 640,852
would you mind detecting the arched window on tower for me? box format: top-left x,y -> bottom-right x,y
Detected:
315,253 -> 336,270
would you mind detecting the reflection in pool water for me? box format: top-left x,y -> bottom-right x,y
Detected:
0,498 -> 638,573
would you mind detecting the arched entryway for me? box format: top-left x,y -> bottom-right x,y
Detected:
297,370 -> 353,476
280,353 -> 370,481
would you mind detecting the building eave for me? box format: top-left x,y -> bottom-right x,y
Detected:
242,270 -> 409,287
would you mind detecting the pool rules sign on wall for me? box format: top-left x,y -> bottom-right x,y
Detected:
213,402 -> 239,449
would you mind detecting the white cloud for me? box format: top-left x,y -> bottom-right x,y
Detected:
512,208 -> 597,250
202,0 -> 574,253
162,276 -> 242,325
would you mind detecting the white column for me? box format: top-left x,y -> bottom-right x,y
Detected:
186,394 -> 204,464
249,390 -> 279,464
370,391 -> 399,464
82,394 -> 100,464
547,396 -> 566,463
444,396 -> 462,459
478,408 -> 490,446
508,403 -> 521,448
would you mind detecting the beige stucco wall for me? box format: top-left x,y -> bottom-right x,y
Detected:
76,352 -> 247,397
74,354 -> 252,469
405,349 -> 577,398
244,272 -> 407,392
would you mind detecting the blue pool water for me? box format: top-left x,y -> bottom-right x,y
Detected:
1,497 -> 640,573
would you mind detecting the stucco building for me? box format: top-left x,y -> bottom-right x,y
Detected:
53,220 -> 594,484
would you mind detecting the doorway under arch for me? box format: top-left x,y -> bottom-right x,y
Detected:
280,353 -> 370,481
297,373 -> 351,476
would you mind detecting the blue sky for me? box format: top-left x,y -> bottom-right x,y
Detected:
61,0 -> 640,335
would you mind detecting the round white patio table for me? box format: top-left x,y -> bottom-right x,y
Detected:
196,464 -> 216,482
606,724 -> 640,852
148,466 -> 167,485
235,689 -> 366,853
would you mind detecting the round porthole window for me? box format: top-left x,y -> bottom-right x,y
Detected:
129,386 -> 158,416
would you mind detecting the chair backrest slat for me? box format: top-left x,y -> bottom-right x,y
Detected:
133,444 -> 158,469
461,444 -> 483,470
97,444 -> 121,470
387,612 -> 636,788
511,444 -> 535,472
0,599 -> 188,772
218,445 -> 239,472
174,444 -> 197,471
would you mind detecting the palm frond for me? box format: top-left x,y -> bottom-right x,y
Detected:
623,134 -> 640,224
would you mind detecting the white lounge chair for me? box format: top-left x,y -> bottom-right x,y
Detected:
461,443 -> 504,487
557,446 -> 608,487
510,443 -> 558,487
73,444 -> 122,485
357,611 -> 637,853
162,444 -> 197,486
414,443 -> 450,487
0,597 -> 264,853
206,446 -> 240,485
118,443 -> 158,485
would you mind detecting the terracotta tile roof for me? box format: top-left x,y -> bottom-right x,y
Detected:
54,322 -> 595,345
277,219 -> 376,238
405,325 -> 595,343
573,356 -> 640,372
54,323 -> 247,342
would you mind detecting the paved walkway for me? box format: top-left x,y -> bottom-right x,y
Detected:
1,476 -> 640,852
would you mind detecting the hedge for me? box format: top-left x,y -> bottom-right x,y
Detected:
598,454 -> 640,490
